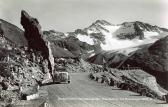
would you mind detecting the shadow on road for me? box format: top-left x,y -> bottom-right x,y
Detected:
111,88 -> 122,90
129,94 -> 141,96
41,82 -> 69,86
156,102 -> 167,104
41,82 -> 60,86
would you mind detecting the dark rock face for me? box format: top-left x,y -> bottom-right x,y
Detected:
115,22 -> 145,40
21,10 -> 46,56
0,22 -> 4,36
133,22 -> 144,40
120,36 -> 168,90
20,10 -> 54,79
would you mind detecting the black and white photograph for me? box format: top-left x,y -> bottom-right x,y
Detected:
0,0 -> 168,106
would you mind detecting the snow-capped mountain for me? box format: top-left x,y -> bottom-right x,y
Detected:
68,20 -> 168,51
42,20 -> 168,60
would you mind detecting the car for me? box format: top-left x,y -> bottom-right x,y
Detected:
54,72 -> 70,84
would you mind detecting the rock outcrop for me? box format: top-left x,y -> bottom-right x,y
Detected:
0,21 -> 4,36
20,10 -> 54,81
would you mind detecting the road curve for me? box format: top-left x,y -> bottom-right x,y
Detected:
42,73 -> 167,107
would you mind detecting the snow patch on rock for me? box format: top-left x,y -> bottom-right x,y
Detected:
100,25 -> 138,50
100,26 -> 162,50
77,34 -> 94,45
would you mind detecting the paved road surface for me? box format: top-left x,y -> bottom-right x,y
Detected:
42,73 -> 167,107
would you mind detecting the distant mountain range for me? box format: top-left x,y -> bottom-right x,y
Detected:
40,20 -> 168,60
1,18 -> 168,52
68,20 -> 168,50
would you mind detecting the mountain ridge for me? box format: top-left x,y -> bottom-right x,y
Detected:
66,20 -> 168,51
0,19 -> 27,46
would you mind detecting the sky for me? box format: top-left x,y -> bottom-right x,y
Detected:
0,0 -> 168,32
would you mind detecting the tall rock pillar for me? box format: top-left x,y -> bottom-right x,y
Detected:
20,10 -> 54,82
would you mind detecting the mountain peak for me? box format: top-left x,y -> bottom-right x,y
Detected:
21,10 -> 31,19
93,20 -> 112,26
121,21 -> 168,33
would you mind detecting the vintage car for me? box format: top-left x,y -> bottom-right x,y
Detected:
54,72 -> 70,83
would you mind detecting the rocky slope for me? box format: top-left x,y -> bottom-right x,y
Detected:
89,68 -> 168,100
88,44 -> 151,68
0,19 -> 27,46
88,35 -> 168,90
119,35 -> 168,90
88,51 -> 128,68
0,11 -> 55,105
0,46 -> 45,104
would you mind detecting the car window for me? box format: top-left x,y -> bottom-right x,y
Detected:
59,73 -> 67,77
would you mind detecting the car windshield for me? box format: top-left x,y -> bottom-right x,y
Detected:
59,72 -> 67,76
